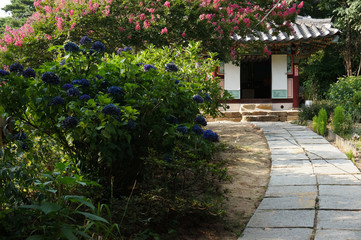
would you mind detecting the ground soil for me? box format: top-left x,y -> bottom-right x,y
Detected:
179,122 -> 271,240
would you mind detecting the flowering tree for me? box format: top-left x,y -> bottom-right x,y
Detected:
0,0 -> 303,67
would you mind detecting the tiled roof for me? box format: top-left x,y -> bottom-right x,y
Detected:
236,16 -> 339,43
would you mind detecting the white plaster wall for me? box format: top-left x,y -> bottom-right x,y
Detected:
224,63 -> 240,90
271,55 -> 287,90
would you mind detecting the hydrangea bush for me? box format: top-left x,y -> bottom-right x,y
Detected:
0,39 -> 229,204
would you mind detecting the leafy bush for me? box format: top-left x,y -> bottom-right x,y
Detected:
0,39 -> 231,237
299,100 -> 336,123
317,108 -> 328,136
332,105 -> 345,136
312,115 -> 318,132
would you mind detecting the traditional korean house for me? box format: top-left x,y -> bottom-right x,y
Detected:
215,16 -> 340,121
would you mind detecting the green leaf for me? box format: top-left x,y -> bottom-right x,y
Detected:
40,202 -> 62,215
76,211 -> 109,223
26,235 -> 44,240
58,176 -> 76,185
61,225 -> 78,240
64,195 -> 95,210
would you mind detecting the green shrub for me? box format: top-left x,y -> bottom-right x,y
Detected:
299,100 -> 335,123
317,108 -> 328,136
332,105 -> 345,136
312,115 -> 318,133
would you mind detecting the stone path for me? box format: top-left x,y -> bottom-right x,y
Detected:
240,122 -> 361,240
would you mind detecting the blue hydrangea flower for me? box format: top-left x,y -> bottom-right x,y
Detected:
193,95 -> 204,103
192,125 -> 204,135
80,36 -> 92,45
102,104 -> 121,115
95,75 -> 103,79
136,62 -> 143,67
0,70 -> 10,76
203,129 -> 219,142
51,96 -> 65,105
165,63 -> 178,72
175,80 -> 180,85
205,93 -> 211,102
194,115 -> 207,126
80,94 -> 91,101
62,116 -> 79,129
92,41 -> 105,52
23,68 -> 36,78
143,64 -> 157,71
176,125 -> 188,134
71,79 -> 89,87
13,132 -> 27,140
66,87 -> 80,97
108,86 -> 125,96
117,47 -> 132,54
42,72 -> 60,84
62,84 -> 73,90
64,42 -> 80,52
167,115 -> 178,125
9,63 -> 24,73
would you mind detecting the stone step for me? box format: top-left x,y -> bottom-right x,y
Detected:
241,104 -> 273,112
242,115 -> 280,122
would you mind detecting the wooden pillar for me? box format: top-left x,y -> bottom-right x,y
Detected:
293,64 -> 299,108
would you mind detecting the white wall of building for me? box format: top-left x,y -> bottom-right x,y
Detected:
271,55 -> 288,98
224,63 -> 240,98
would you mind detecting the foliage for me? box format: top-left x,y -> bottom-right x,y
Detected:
299,100 -> 336,123
332,105 -> 345,136
328,75 -> 361,121
0,39 -> 231,237
312,115 -> 318,132
0,0 -> 35,34
0,0 -> 302,67
317,108 -> 328,136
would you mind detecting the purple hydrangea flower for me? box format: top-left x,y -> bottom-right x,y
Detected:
165,63 -> 178,72
167,115 -> 178,125
108,86 -> 125,96
92,41 -> 105,52
62,84 -> 73,90
102,104 -> 121,115
0,70 -> 10,76
64,42 -> 80,52
175,80 -> 180,85
23,68 -> 36,78
9,63 -> 24,73
62,116 -> 79,129
80,36 -> 92,45
51,96 -> 65,105
66,87 -> 80,96
143,64 -> 157,71
205,93 -> 211,102
136,62 -> 143,67
203,129 -> 219,142
192,125 -> 204,135
42,72 -> 60,84
176,125 -> 188,134
71,79 -> 89,87
80,94 -> 91,101
194,115 -> 207,126
193,95 -> 204,103
117,47 -> 132,54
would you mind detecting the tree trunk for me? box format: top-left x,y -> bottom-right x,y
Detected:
345,20 -> 353,76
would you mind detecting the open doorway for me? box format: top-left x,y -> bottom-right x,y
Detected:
241,56 -> 271,99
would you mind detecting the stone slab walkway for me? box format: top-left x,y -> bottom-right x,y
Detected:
239,122 -> 361,240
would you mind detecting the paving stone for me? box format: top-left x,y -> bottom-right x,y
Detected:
240,228 -> 313,240
306,150 -> 347,160
246,209 -> 315,228
268,140 -> 299,149
271,154 -> 309,161
317,210 -> 361,230
271,148 -> 305,155
317,174 -> 361,185
258,196 -> 315,210
271,166 -> 314,175
314,165 -> 359,175
269,174 -> 316,186
319,185 -> 361,197
314,229 -> 361,240
266,185 -> 317,197
307,152 -> 324,160
272,160 -> 312,168
319,195 -> 361,210
303,145 -> 348,159
296,138 -> 330,144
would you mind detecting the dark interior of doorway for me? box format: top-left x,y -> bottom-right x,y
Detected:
241,57 -> 271,99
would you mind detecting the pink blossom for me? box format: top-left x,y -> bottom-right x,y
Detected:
199,14 -> 205,20
264,46 -> 271,56
143,20 -> 150,29
44,34 -> 52,40
139,13 -> 145,21
119,27 -> 125,31
160,27 -> 168,34
164,1 -> 170,7
148,8 -> 155,13
298,1 -> 304,9
129,17 -> 133,23
135,22 -> 141,31
69,10 -> 75,16
70,23 -> 76,29
182,32 -> 186,37
44,6 -> 52,13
